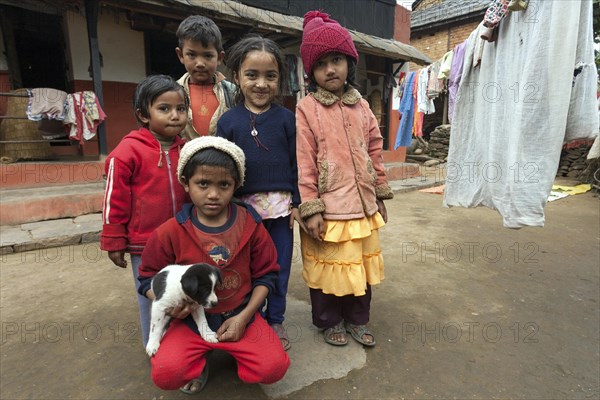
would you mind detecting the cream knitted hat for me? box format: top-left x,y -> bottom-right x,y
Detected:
177,136 -> 246,188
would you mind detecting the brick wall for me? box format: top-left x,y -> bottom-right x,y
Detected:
448,20 -> 480,49
394,5 -> 411,43
409,19 -> 480,69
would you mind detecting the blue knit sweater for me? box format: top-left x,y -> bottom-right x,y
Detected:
217,103 -> 301,206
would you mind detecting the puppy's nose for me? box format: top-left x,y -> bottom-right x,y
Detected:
208,301 -> 218,308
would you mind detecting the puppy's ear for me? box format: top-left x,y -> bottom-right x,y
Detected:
181,275 -> 199,298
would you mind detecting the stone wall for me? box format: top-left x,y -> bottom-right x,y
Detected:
557,143 -> 593,179
428,124 -> 451,160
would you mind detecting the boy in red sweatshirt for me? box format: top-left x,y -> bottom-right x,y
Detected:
137,136 -> 290,394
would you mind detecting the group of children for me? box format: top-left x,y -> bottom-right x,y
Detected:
100,10 -> 393,394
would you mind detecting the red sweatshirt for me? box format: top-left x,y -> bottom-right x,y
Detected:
138,203 -> 280,315
101,128 -> 189,254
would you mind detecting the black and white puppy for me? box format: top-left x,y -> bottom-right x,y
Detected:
146,263 -> 222,357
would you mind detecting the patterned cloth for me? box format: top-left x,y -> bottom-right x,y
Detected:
483,0 -> 510,28
63,91 -> 106,144
26,88 -> 67,121
239,191 -> 291,219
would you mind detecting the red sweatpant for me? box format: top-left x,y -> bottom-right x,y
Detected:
150,313 -> 290,390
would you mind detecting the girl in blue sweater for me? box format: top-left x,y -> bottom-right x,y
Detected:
217,34 -> 304,351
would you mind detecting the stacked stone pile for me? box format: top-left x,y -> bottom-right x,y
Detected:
557,144 -> 591,178
428,125 -> 451,160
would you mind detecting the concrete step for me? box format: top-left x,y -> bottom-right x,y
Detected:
0,182 -> 104,225
1,213 -> 102,254
1,161 -> 104,189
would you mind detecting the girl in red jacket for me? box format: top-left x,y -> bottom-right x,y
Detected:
100,75 -> 189,348
296,11 -> 394,347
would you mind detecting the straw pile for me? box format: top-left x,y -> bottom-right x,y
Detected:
0,89 -> 51,162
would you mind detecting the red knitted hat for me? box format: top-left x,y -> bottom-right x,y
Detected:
300,10 -> 359,77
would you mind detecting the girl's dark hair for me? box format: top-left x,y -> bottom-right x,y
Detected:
133,75 -> 189,126
224,34 -> 287,104
307,55 -> 358,93
181,148 -> 240,186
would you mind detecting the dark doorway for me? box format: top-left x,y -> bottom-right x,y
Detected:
0,5 -> 70,91
145,31 -> 185,79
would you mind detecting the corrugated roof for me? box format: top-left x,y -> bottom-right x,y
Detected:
411,0 -> 489,30
130,0 -> 432,64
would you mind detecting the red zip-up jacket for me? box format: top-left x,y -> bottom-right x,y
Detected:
101,128 -> 189,254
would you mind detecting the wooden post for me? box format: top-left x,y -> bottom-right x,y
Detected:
84,0 -> 108,157
442,93 -> 448,125
0,8 -> 22,89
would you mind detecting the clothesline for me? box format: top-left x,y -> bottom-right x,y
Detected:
393,0 -> 532,151
25,88 -> 106,145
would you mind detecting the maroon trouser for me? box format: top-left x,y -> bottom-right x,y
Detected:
309,285 -> 372,329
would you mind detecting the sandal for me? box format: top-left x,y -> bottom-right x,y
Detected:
179,363 -> 209,395
271,323 -> 291,351
345,322 -> 376,347
323,322 -> 348,346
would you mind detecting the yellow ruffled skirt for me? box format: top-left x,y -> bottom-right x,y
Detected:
300,213 -> 385,297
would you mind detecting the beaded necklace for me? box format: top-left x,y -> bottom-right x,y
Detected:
245,103 -> 271,151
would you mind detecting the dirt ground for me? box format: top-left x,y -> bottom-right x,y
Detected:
1,189 -> 599,400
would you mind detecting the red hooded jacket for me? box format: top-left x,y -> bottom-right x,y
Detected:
101,128 -> 189,254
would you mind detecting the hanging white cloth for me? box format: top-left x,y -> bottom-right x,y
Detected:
443,0 -> 598,228
417,68 -> 435,114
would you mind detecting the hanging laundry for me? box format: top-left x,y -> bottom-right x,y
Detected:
394,71 -> 416,149
448,40 -> 468,124
396,72 -> 407,102
438,50 -> 454,80
508,0 -> 528,12
426,61 -> 444,99
283,55 -> 300,96
26,88 -> 68,121
392,71 -> 406,111
383,71 -> 396,104
443,0 -> 598,228
483,0 -> 510,29
472,24 -> 486,68
417,68 -> 435,114
412,71 -> 424,137
63,91 -> 107,145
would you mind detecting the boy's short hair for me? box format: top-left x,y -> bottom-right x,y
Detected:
176,15 -> 223,52
178,136 -> 245,188
133,74 -> 189,125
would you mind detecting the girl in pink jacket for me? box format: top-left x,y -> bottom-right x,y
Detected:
296,11 -> 394,347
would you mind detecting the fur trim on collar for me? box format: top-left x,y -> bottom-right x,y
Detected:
313,86 -> 362,106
